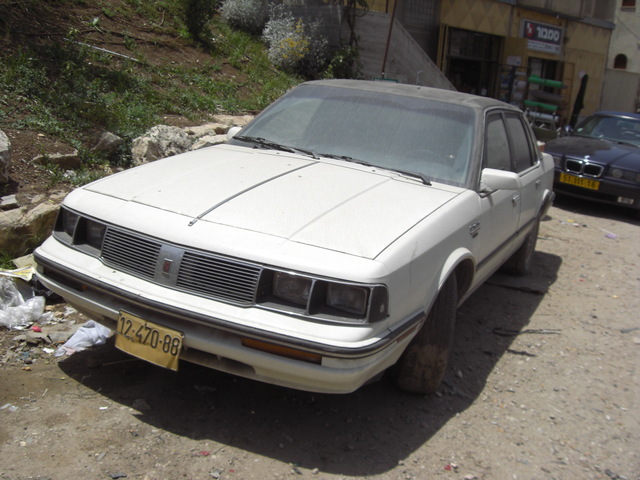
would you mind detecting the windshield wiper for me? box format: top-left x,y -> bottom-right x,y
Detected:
234,135 -> 319,158
319,152 -> 375,167
318,152 -> 431,185
392,169 -> 432,185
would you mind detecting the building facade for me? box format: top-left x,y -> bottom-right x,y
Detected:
366,0 -> 617,127
601,0 -> 640,112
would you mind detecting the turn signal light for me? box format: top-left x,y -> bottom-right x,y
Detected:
241,338 -> 322,364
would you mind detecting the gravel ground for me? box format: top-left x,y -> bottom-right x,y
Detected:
1,196 -> 638,480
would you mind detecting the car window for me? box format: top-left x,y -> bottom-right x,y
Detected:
575,115 -> 640,146
236,84 -> 476,187
505,113 -> 535,173
484,113 -> 512,171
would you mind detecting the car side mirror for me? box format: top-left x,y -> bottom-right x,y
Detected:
227,126 -> 242,140
480,168 -> 520,194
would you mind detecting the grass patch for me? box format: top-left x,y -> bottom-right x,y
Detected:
0,0 -> 300,169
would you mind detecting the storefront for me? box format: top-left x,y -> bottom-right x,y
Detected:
438,0 -> 613,130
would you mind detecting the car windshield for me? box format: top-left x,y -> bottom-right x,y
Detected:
574,115 -> 640,147
235,84 -> 476,187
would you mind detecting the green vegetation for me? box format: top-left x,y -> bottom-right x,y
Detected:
0,0 -> 301,169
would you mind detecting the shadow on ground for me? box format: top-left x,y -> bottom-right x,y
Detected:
58,251 -> 562,476
553,193 -> 639,225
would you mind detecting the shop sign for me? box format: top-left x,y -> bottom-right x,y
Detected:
521,20 -> 562,55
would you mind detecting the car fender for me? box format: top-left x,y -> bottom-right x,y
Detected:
438,247 -> 475,303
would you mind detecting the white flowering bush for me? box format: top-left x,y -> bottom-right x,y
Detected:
262,4 -> 329,78
220,0 -> 268,35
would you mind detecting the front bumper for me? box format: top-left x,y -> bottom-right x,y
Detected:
35,247 -> 422,394
553,170 -> 640,211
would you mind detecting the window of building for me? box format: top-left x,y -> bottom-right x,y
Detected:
622,0 -> 636,10
614,54 -> 628,69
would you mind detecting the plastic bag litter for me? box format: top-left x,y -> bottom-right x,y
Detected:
54,320 -> 113,357
0,277 -> 46,329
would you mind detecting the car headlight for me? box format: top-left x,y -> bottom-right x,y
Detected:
54,207 -> 107,253
610,168 -> 640,183
551,154 -> 562,167
84,219 -> 108,250
273,272 -> 312,306
269,270 -> 387,323
327,283 -> 368,316
60,209 -> 80,238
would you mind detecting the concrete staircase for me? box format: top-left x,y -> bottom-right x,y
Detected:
347,10 -> 454,90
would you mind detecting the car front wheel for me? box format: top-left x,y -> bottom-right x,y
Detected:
503,214 -> 540,276
394,275 -> 457,395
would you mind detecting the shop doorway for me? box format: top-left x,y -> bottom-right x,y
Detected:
444,27 -> 501,97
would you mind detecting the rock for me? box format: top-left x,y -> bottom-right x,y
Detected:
0,202 -> 59,258
191,134 -> 228,150
32,152 -> 82,170
92,131 -> 124,155
130,125 -> 192,165
0,129 -> 10,184
130,116 -> 254,165
1,195 -> 18,211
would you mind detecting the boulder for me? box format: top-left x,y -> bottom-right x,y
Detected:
0,129 -> 10,184
92,131 -> 124,156
0,198 -> 63,258
131,115 -> 254,165
32,151 -> 82,170
131,125 -> 192,166
191,134 -> 228,150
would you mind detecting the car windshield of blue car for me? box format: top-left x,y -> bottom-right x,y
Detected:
234,84 -> 476,187
575,115 -> 640,147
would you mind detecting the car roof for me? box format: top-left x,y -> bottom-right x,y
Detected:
302,79 -> 519,114
593,111 -> 640,120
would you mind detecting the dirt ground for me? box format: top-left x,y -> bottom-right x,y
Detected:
0,194 -> 638,480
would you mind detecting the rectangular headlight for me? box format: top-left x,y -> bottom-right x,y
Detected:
85,219 -> 107,250
273,271 -> 312,306
60,209 -> 80,237
326,283 -> 368,316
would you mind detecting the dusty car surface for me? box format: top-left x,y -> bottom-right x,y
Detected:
34,80 -> 554,394
545,111 -> 640,218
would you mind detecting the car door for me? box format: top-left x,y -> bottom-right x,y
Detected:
504,112 -> 543,236
473,111 -> 522,278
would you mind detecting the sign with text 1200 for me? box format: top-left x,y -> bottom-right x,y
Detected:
522,20 -> 563,55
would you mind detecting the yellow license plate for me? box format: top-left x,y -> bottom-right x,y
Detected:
115,312 -> 183,371
559,172 -> 600,190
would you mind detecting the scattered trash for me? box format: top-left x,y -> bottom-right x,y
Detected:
600,228 -> 618,239
0,277 -> 46,329
1,403 -> 19,412
54,320 -> 113,357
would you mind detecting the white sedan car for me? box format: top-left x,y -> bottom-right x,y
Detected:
35,80 -> 554,394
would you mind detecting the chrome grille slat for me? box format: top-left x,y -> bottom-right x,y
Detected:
100,228 -> 261,306
565,158 -> 603,178
102,229 -> 161,278
177,252 -> 261,304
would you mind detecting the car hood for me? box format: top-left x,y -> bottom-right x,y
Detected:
546,136 -> 640,169
81,145 -> 460,259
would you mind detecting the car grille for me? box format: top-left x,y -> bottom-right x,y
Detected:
101,228 -> 262,305
565,158 -> 603,178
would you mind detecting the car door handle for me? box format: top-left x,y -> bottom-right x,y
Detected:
512,194 -> 521,205
535,179 -> 541,189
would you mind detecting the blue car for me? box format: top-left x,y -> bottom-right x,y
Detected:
545,111 -> 640,219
